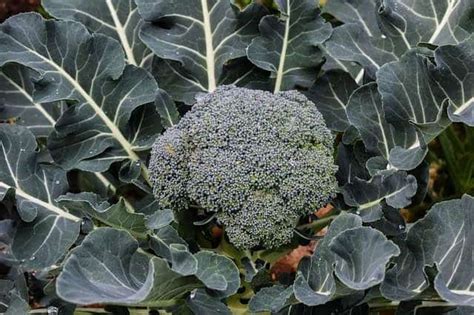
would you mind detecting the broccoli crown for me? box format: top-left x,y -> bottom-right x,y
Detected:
150,86 -> 338,249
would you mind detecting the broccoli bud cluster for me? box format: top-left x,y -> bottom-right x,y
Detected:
150,86 -> 338,249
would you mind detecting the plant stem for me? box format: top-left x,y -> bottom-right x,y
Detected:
297,214 -> 338,231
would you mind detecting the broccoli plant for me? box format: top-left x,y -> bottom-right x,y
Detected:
150,86 -> 338,249
0,0 -> 472,314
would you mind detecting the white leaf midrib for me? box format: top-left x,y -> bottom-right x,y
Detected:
0,182 -> 79,221
105,0 -> 137,65
11,38 -> 144,169
274,5 -> 291,93
0,72 -> 55,125
429,0 -> 458,44
200,0 -> 216,91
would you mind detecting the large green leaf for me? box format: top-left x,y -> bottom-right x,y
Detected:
378,0 -> 472,47
57,228 -> 201,305
323,0 -> 382,37
294,213 -> 400,305
43,0 -> 151,67
305,70 -> 358,132
382,195 -> 474,305
56,192 -> 149,237
0,13 -> 157,179
293,213 -> 361,306
377,50 -> 450,144
0,64 -> 65,137
342,171 -> 418,222
324,0 -> 473,78
42,0 -> 175,138
346,83 -> 420,171
247,0 -> 331,92
194,251 -> 240,297
0,125 -> 80,269
136,0 -> 266,103
325,23 -> 398,78
329,226 -> 400,290
249,285 -> 294,313
431,35 -> 474,126
186,289 -> 232,315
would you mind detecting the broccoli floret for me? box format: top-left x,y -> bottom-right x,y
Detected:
150,86 -> 338,249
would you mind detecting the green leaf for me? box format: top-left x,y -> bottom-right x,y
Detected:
382,195 -> 474,305
378,0 -> 472,47
146,209 -> 175,230
149,226 -> 198,276
346,82 -> 421,170
186,289 -> 232,315
377,50 -> 450,144
323,0 -> 382,37
43,0 -> 175,138
247,0 -> 331,92
324,0 -> 473,78
249,285 -> 294,313
56,192 -> 148,237
0,13 -> 157,178
305,70 -> 358,132
294,213 -> 362,306
43,0 -> 152,67
0,64 -> 65,137
195,251 -> 240,297
329,226 -> 400,290
342,171 -> 418,222
0,125 -> 80,269
325,23 -> 398,78
5,292 -> 29,315
431,35 -> 474,126
155,89 -> 180,129
57,228 -> 201,306
136,0 -> 266,103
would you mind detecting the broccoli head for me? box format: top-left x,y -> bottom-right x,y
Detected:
150,86 -> 338,249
